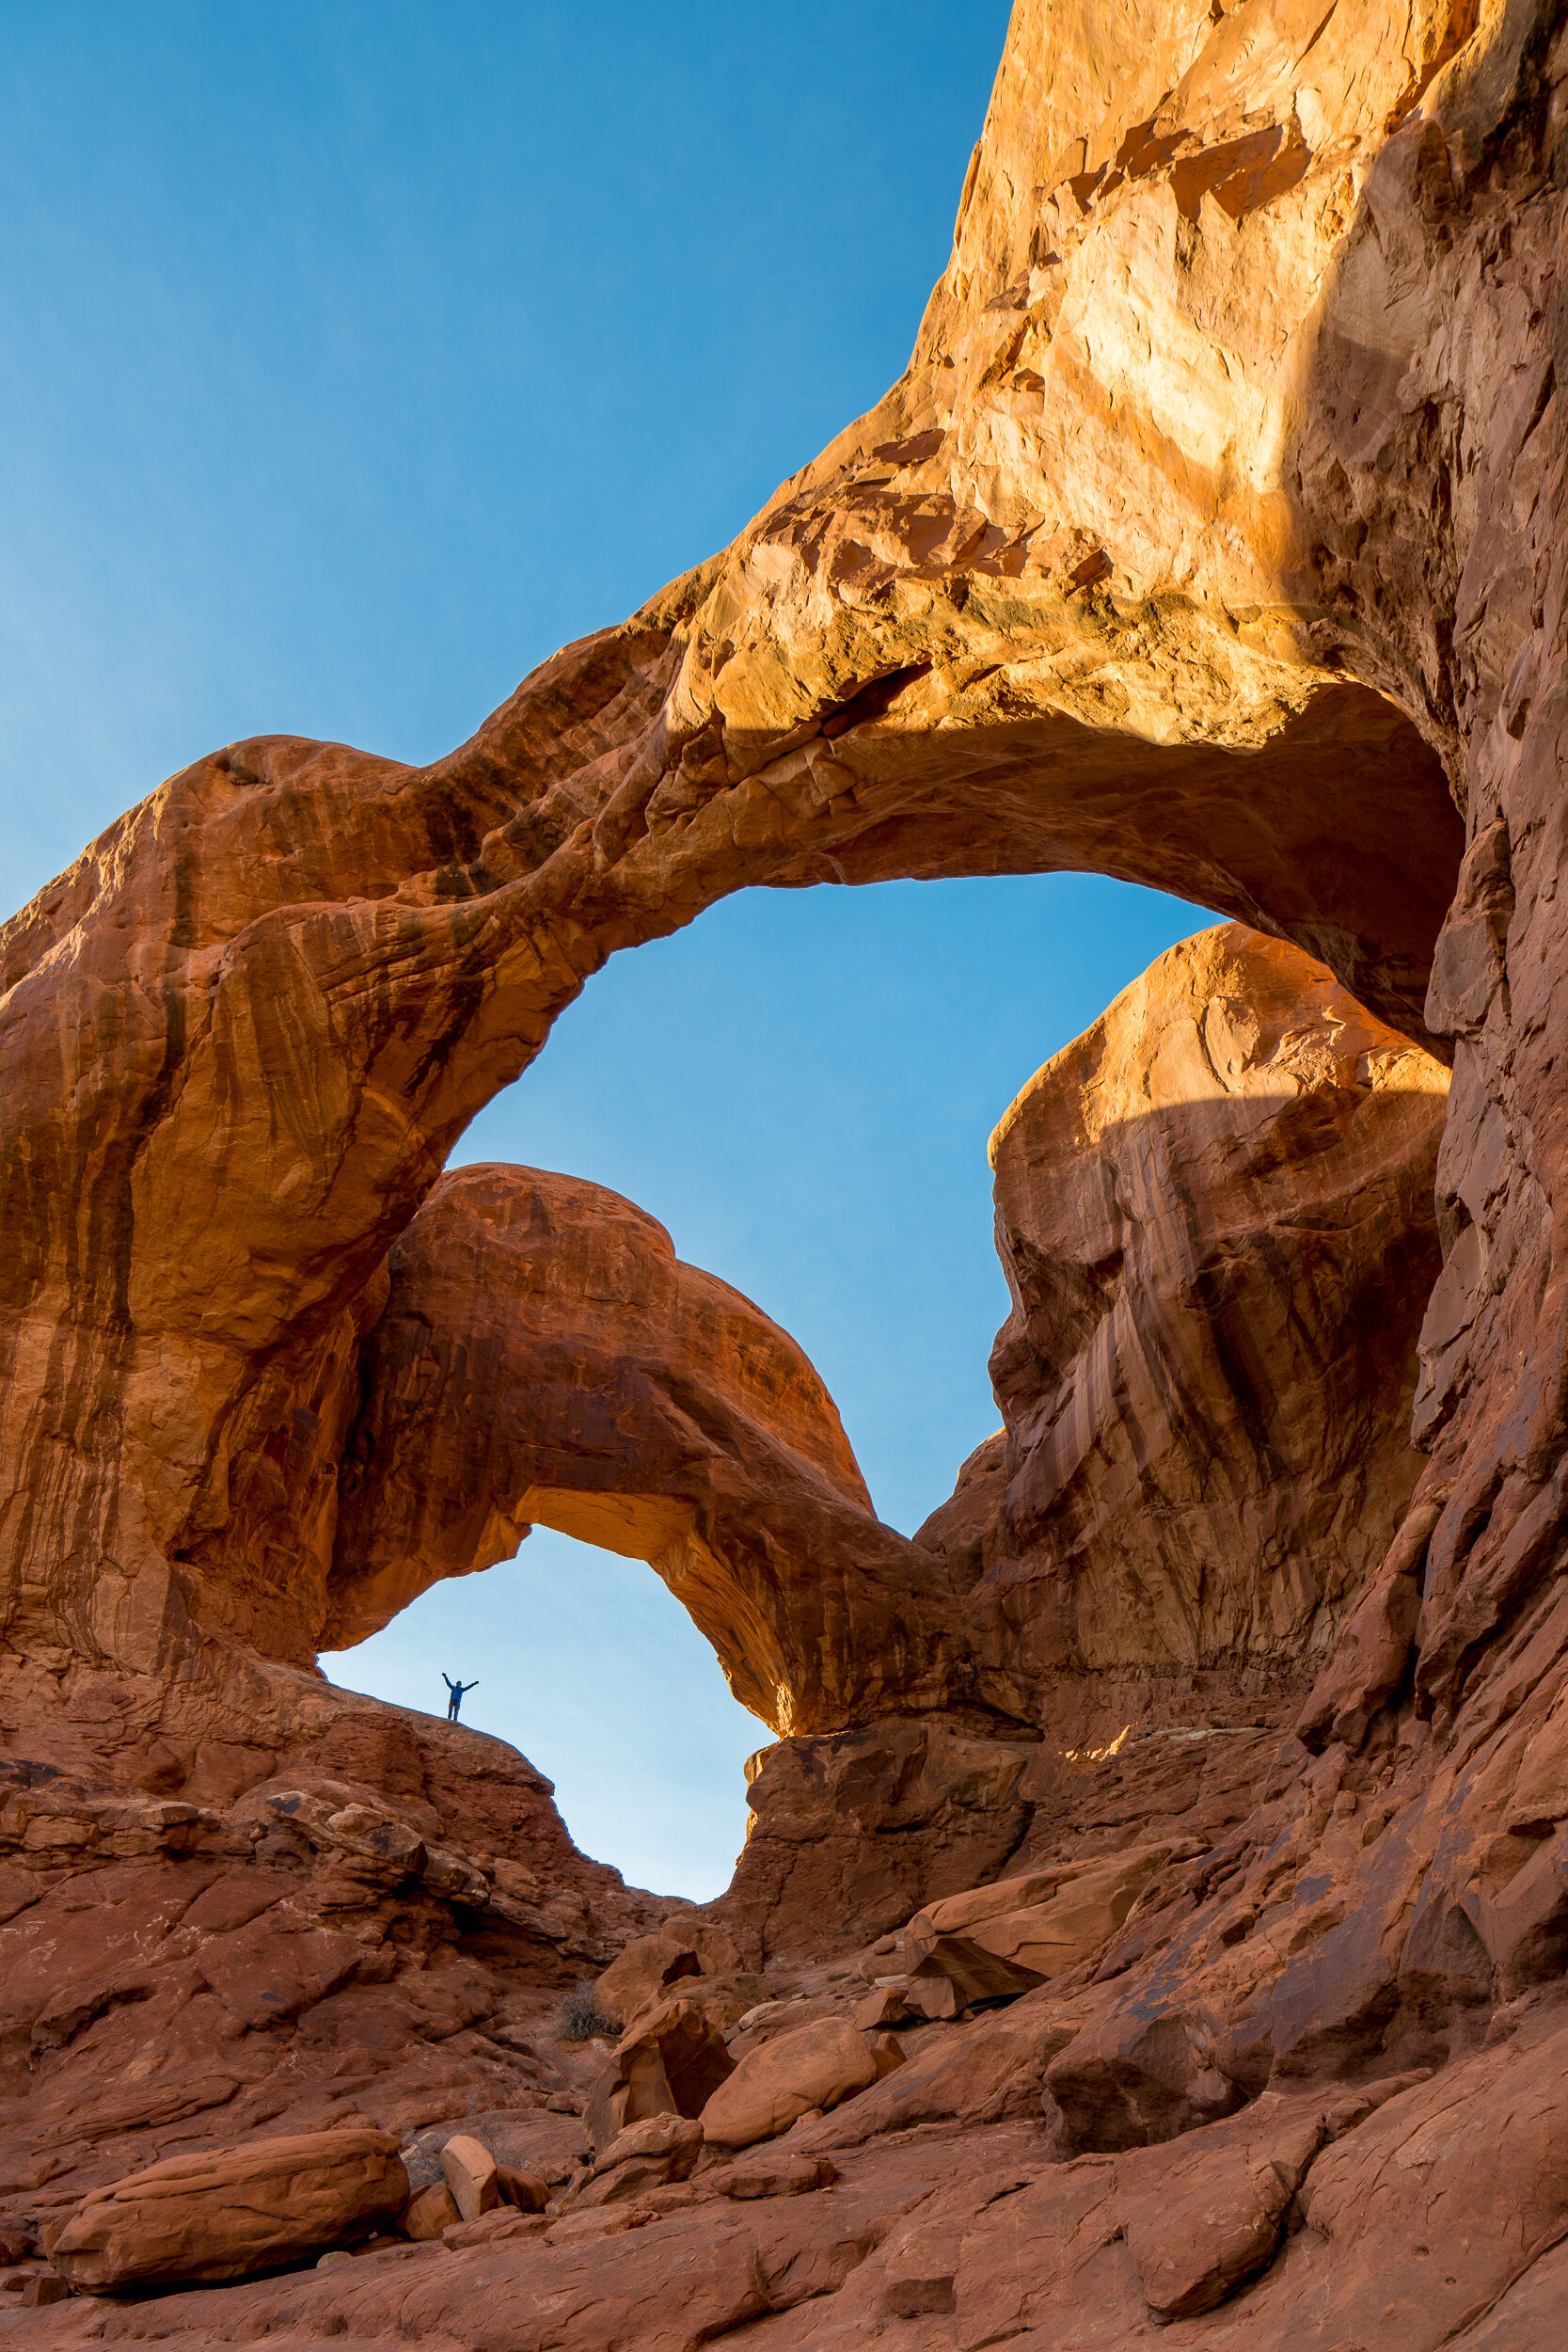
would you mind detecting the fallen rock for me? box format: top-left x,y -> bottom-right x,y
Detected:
715,2151 -> 838,2201
801,2004 -> 1078,2150
584,1997 -> 735,2150
590,2113 -> 705,2181
439,2132 -> 499,2222
903,1934 -> 1044,2020
953,1841 -> 1192,1982
590,1921 -> 746,2028
863,2029 -> 907,2081
920,1867 -> 1082,1935
700,2017 -> 879,2149
404,2182 -> 458,2240
496,2163 -> 550,2214
47,2126 -> 409,2291
854,1981 -> 912,2028
575,2113 -> 705,2203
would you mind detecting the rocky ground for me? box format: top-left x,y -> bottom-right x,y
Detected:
2,1669 -> 1565,2345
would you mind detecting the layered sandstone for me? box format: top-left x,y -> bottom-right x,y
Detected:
3,0 -> 1568,2339
2,0 -> 1499,1707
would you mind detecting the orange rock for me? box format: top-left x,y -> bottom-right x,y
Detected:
438,2134 -> 499,2224
588,1921 -> 743,2031
495,2165 -> 551,2215
923,924 -> 1448,1724
1122,2138 -> 1306,2320
940,1842 -> 1198,1983
700,2019 -> 879,2150
4,0 -> 1568,2332
584,1998 -> 736,2152
48,2127 -> 408,2291
861,2030 -> 907,2083
403,2182 -> 458,2240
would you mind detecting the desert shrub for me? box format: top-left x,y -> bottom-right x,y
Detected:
556,1978 -> 621,2042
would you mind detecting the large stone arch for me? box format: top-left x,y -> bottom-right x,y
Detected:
0,0 -> 1544,1749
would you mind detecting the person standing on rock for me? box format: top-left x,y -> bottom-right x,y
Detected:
442,1674 -> 477,1723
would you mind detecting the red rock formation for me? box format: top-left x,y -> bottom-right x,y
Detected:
3,0 -> 1568,2336
930,922 -> 1449,1714
730,924 -> 1447,1959
328,1163 -> 965,1735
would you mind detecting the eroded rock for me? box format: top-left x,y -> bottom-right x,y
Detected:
699,2019 -> 879,2150
47,2126 -> 408,2291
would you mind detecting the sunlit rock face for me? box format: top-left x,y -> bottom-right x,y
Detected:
737,923 -> 1449,1957
920,924 -> 1449,1706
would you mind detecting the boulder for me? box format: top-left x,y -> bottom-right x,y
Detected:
47,2127 -> 409,2291
590,1919 -> 746,2027
854,1982 -> 912,2029
700,2019 -> 879,2150
589,2113 -> 704,2182
495,2164 -> 550,2215
715,2151 -> 838,2201
949,1843 -> 1188,1982
574,2114 -> 705,2208
920,1867 -> 1080,1937
903,1936 -> 1044,2021
584,1997 -> 735,2151
863,2030 -> 907,2081
439,2133 -> 499,2223
404,2183 -> 458,2241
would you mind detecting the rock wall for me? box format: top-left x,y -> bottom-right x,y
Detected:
732,921 -> 1449,1958
934,923 -> 1449,1699
3,0 -> 1502,1699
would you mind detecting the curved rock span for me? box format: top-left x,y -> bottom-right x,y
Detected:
328,1162 -> 962,1734
3,0 -> 1568,2340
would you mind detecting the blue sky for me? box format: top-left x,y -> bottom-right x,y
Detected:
2,3 -> 1210,1896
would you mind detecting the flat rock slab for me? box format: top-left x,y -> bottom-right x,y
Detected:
47,2125 -> 409,2291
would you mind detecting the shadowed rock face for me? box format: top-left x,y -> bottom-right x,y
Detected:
920,923 -> 1449,1708
4,0 -> 1568,2336
327,1164 -> 965,1736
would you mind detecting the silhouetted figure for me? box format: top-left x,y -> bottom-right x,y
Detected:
443,1674 -> 478,1724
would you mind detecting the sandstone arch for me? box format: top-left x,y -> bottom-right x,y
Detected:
324,1164 -> 967,1737
0,0 -> 1487,1694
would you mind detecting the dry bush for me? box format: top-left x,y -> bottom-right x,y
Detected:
556,1978 -> 621,2042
